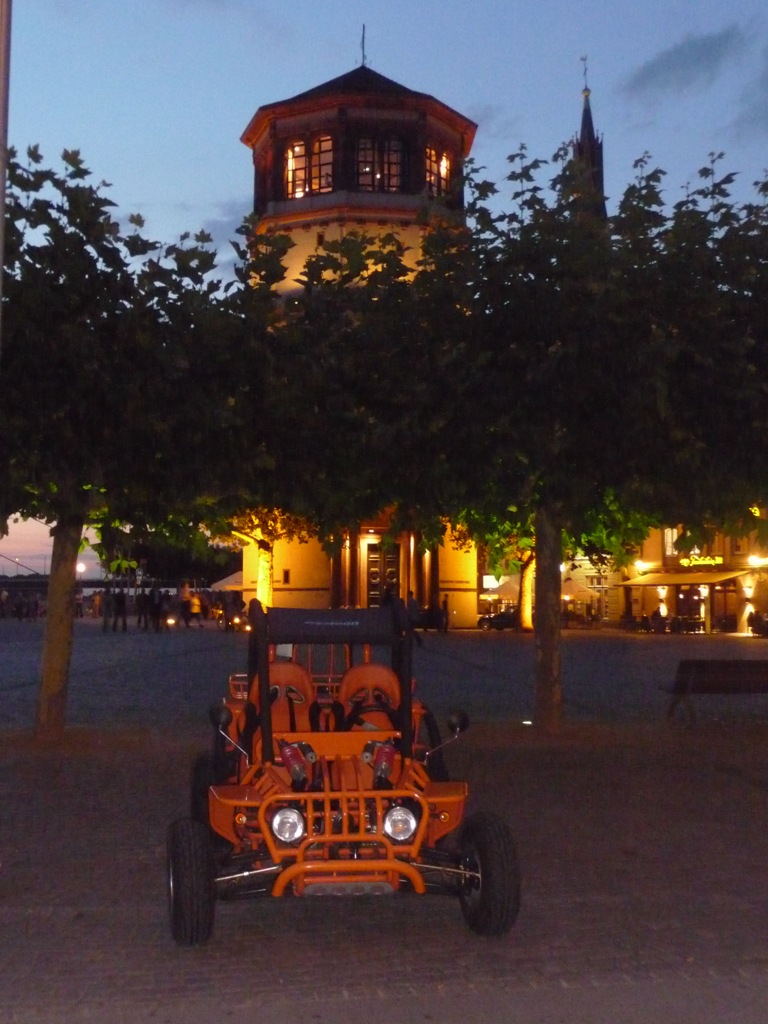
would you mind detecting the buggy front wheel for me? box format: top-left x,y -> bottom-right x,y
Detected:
458,812 -> 520,936
167,818 -> 215,946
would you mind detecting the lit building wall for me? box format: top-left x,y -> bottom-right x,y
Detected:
438,527 -> 478,629
258,217 -> 426,295
271,536 -> 331,609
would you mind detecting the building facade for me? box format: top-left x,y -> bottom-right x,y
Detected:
618,522 -> 767,634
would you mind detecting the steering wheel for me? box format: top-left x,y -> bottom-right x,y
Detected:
342,702 -> 401,732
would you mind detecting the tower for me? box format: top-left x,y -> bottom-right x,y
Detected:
237,66 -> 479,619
241,65 -> 477,291
572,84 -> 607,219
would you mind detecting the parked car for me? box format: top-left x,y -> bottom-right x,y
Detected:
477,609 -> 518,631
168,602 -> 521,945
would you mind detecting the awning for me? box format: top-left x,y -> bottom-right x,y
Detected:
619,571 -> 750,587
210,570 -> 243,591
561,577 -> 593,600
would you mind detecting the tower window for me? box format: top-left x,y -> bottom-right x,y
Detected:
426,146 -> 451,196
285,141 -> 307,199
357,136 -> 403,192
285,135 -> 334,199
311,135 -> 334,193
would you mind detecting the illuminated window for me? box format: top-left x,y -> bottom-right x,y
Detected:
356,137 -> 403,192
663,528 -> 679,557
311,135 -> 334,193
285,136 -> 334,199
426,146 -> 451,195
285,141 -> 307,199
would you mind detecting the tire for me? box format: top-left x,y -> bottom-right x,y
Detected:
458,812 -> 520,936
479,620 -> 491,631
167,818 -> 215,946
190,753 -> 215,824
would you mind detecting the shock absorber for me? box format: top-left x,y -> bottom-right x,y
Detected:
373,740 -> 396,789
278,739 -> 308,791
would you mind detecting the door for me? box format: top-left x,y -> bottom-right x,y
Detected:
366,543 -> 399,607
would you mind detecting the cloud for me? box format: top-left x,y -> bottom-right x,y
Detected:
200,197 -> 251,250
466,103 -> 522,144
622,25 -> 748,101
731,44 -> 768,140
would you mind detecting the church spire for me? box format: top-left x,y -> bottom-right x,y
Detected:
572,60 -> 607,219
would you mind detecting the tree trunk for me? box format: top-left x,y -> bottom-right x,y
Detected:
35,515 -> 84,742
519,555 -> 535,631
257,543 -> 273,607
533,505 -> 563,733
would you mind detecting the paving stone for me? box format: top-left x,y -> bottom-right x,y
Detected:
3,620 -> 768,1020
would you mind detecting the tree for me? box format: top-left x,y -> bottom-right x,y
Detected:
0,148 -> 265,740
223,507 -> 318,607
454,150 -> 768,729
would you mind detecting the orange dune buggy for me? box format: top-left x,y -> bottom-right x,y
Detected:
167,603 -> 520,945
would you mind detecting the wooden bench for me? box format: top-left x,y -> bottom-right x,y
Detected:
667,660 -> 768,723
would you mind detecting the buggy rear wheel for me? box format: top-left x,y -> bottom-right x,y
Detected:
167,818 -> 215,946
458,812 -> 520,936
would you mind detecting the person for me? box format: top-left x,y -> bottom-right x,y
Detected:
113,588 -> 127,632
441,595 -> 449,633
407,590 -> 423,647
650,606 -> 664,634
180,581 -> 192,627
74,588 -> 84,618
149,586 -> 163,632
161,590 -> 173,629
190,590 -> 203,627
136,588 -> 150,630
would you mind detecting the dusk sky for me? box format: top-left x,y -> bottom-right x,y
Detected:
2,0 -> 767,575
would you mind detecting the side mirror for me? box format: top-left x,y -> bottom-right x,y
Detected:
209,704 -> 233,730
446,709 -> 469,737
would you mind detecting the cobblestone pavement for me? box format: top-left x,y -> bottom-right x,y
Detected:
2,619 -> 768,1021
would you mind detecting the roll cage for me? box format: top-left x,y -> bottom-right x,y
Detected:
247,601 -> 415,765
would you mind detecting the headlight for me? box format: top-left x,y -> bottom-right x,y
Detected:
383,804 -> 418,842
271,807 -> 306,844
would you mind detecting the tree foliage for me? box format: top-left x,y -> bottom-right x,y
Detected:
5,139 -> 768,739
0,148 -> 270,739
243,147 -> 768,729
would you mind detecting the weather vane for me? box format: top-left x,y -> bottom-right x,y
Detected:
580,54 -> 589,91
